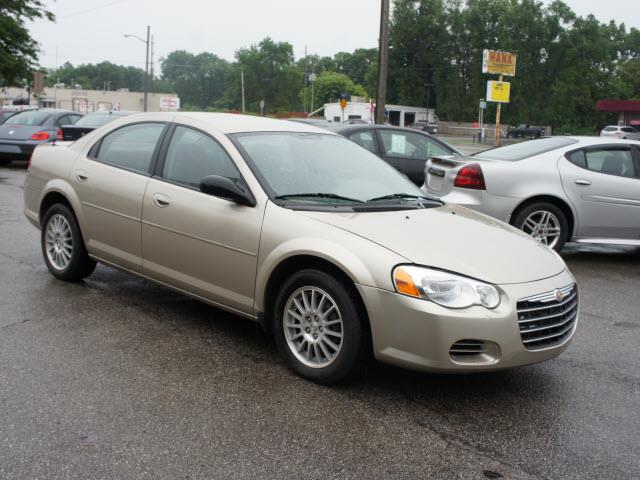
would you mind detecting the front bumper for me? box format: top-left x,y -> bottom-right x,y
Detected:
0,141 -> 37,160
357,269 -> 577,372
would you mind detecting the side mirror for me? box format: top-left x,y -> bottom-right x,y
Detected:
199,175 -> 256,207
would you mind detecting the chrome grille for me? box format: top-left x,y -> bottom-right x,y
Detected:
517,284 -> 578,350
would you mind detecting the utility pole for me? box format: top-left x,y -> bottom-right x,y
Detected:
241,69 -> 246,113
375,0 -> 390,125
125,27 -> 151,111
150,35 -> 155,94
144,25 -> 150,112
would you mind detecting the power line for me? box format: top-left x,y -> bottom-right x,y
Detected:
57,0 -> 125,20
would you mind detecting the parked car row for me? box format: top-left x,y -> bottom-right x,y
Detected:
0,109 -> 137,165
7,110 -> 639,253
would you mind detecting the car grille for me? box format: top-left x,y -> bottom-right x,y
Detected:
517,284 -> 578,350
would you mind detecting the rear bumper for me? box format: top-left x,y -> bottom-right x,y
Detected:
0,141 -> 37,160
423,187 -> 520,224
357,269 -> 577,373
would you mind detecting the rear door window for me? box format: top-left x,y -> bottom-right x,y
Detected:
95,123 -> 165,175
583,147 -> 635,178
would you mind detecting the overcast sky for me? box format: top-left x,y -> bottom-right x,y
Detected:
28,0 -> 640,71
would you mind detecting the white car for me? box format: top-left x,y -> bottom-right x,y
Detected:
423,136 -> 640,251
600,125 -> 640,141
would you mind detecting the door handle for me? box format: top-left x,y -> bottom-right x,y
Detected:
575,179 -> 591,186
75,170 -> 88,182
152,193 -> 171,208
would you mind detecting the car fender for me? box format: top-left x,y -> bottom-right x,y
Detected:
38,179 -> 87,231
254,237 -> 381,313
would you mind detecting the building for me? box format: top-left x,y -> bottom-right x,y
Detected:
323,99 -> 436,127
596,100 -> 640,127
0,86 -> 180,113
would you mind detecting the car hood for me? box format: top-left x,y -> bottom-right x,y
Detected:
301,204 -> 565,285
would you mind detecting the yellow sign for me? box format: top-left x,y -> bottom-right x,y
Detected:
340,98 -> 347,110
483,49 -> 517,76
486,80 -> 511,103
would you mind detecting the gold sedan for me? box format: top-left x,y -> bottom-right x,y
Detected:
24,113 -> 578,384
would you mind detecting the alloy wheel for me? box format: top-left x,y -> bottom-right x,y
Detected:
45,213 -> 73,270
521,210 -> 562,248
283,286 -> 344,368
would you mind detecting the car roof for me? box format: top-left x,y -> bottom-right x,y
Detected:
159,112 -> 337,134
564,136 -> 640,146
336,124 -> 421,134
86,110 -> 138,116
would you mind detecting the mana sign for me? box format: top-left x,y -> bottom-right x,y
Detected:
482,49 -> 517,76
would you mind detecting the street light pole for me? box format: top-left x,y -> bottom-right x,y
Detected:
144,25 -> 150,112
376,0 -> 390,125
124,26 -> 151,112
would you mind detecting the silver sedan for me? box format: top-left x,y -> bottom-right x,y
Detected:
423,136 -> 640,251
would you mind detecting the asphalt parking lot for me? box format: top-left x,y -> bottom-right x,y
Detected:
1,164 -> 639,480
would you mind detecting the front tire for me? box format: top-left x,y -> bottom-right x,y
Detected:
41,204 -> 96,281
274,269 -> 368,385
513,202 -> 568,251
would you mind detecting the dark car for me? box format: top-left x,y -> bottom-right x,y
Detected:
407,119 -> 438,134
336,124 -> 460,186
0,109 -> 82,165
507,124 -> 545,139
61,110 -> 138,141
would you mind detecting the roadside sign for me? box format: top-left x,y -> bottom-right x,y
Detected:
479,101 -> 487,109
160,96 -> 180,111
486,80 -> 511,103
340,98 -> 347,110
482,49 -> 517,76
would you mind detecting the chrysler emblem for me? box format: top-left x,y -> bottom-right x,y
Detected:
554,289 -> 564,301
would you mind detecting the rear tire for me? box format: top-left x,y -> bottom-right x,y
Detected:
513,202 -> 568,252
41,204 -> 96,281
273,269 -> 368,385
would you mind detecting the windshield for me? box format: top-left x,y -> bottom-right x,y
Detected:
5,110 -> 51,126
475,137 -> 578,161
74,113 -> 123,128
232,132 -> 428,205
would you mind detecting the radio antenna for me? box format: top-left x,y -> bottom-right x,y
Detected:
52,45 -> 59,146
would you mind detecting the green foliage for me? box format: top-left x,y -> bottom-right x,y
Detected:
299,71 -> 368,112
0,0 -> 54,86
235,38 -> 303,113
45,61 -> 166,92
389,0 -> 638,130
161,50 -> 234,108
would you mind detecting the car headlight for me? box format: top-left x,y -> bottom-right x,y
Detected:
393,265 -> 500,309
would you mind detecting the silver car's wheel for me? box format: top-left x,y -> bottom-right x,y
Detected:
45,213 -> 74,271
521,210 -> 562,248
283,286 -> 344,369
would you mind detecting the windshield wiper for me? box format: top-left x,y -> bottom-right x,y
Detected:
367,193 -> 443,204
275,193 -> 364,203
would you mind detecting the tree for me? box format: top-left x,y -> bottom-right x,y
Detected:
45,62 -> 170,93
235,38 -> 303,112
161,51 -> 234,108
0,0 -> 54,85
299,71 -> 368,109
